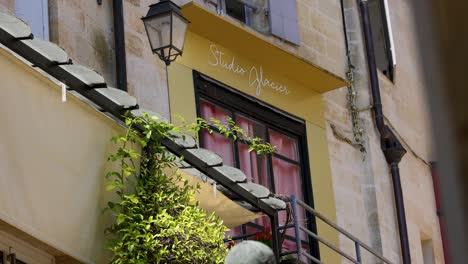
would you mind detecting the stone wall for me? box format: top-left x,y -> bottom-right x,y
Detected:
322,0 -> 443,263
47,0 -> 171,119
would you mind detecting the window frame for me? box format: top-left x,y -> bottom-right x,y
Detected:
193,71 -> 320,259
224,0 -> 248,24
211,0 -> 261,22
207,0 -> 301,45
209,0 -> 269,32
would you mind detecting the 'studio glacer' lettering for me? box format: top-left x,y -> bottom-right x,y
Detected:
208,44 -> 290,96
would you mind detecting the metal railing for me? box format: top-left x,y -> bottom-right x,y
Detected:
289,196 -> 393,264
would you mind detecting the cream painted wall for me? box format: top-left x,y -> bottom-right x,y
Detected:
306,122 -> 340,263
0,48 -> 123,263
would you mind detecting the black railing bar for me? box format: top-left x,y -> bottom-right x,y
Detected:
355,241 -> 362,264
279,250 -> 298,256
223,233 -> 252,242
282,234 -> 309,246
296,200 -> 392,263
356,240 -> 391,263
223,231 -> 257,242
297,200 -> 359,242
291,195 -> 303,259
299,226 -> 359,264
303,251 -> 324,264
278,223 -> 295,231
245,221 -> 264,230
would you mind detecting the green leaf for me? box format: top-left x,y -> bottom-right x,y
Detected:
146,130 -> 152,139
117,214 -> 126,225
128,195 -> 139,204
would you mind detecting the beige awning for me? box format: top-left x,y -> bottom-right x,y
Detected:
178,169 -> 261,228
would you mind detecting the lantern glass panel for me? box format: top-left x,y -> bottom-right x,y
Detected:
144,12 -> 172,54
171,12 -> 188,52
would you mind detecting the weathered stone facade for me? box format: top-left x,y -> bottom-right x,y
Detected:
323,0 -> 441,263
48,0 -> 171,118
0,0 -> 442,263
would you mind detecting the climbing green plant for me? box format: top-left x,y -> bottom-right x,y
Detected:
182,116 -> 275,155
104,113 -> 275,264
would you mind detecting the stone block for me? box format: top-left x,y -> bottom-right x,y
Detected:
296,2 -> 311,28
297,45 -> 319,64
316,0 -> 342,22
325,38 -> 346,61
317,53 -> 346,78
300,27 -> 326,54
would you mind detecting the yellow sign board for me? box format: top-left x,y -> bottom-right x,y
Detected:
177,32 -> 326,127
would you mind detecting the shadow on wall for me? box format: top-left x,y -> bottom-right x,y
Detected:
410,0 -> 468,263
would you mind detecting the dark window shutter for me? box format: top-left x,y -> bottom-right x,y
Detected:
368,0 -> 394,80
268,0 -> 301,45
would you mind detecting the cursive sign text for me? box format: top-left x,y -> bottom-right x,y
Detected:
208,44 -> 247,75
208,44 -> 290,96
249,66 -> 290,96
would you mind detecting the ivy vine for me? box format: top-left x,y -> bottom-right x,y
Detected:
104,113 -> 275,263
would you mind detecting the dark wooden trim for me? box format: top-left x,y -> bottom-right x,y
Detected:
194,72 -> 306,135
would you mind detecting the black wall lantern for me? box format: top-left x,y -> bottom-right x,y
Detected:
142,0 -> 190,65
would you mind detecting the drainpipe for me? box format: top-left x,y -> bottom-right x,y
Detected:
357,0 -> 411,263
358,0 -> 388,139
113,0 -> 128,91
382,129 -> 410,263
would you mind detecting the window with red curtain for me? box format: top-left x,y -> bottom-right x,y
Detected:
195,72 -> 317,257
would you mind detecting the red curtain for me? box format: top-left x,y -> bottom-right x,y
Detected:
200,100 -> 306,251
